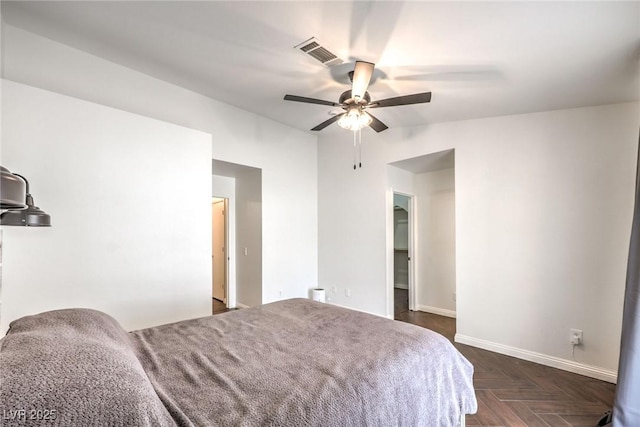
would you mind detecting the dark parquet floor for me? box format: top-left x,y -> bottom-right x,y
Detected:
394,288 -> 615,426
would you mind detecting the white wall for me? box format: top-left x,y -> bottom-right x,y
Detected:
0,80 -> 212,333
415,168 -> 456,316
2,24 -> 318,304
319,143 -> 387,315
320,102 -> 639,381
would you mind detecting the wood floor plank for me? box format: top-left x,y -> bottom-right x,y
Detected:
517,367 -> 575,397
491,388 -> 570,402
474,371 -> 511,380
551,378 -> 609,404
585,381 -> 617,407
562,414 -> 612,427
504,401 -> 552,427
537,414 -> 573,426
474,378 -> 537,390
525,400 -> 609,416
471,393 -> 507,426
476,390 -> 529,427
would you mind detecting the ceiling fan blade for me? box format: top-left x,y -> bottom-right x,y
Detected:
284,95 -> 340,107
366,112 -> 388,133
369,92 -> 432,108
311,113 -> 344,131
351,61 -> 375,101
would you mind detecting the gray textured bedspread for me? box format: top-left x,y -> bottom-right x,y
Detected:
130,299 -> 477,426
0,308 -> 175,426
1,299 -> 476,426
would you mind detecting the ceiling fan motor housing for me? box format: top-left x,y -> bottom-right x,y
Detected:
339,90 -> 371,105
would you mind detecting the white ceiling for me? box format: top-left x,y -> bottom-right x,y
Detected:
2,1 -> 639,135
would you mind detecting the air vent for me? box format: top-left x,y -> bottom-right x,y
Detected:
295,37 -> 343,67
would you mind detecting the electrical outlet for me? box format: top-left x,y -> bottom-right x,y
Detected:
331,286 -> 337,294
345,288 -> 351,297
570,329 -> 583,345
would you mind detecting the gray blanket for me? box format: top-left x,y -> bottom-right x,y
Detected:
0,299 -> 477,426
131,299 -> 477,426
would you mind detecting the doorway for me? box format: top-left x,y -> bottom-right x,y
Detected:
212,197 -> 228,311
393,193 -> 414,318
213,159 -> 262,309
388,149 -> 457,321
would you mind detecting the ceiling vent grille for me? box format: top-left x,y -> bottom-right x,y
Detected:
295,37 -> 343,67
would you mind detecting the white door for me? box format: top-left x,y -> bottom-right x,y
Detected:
212,198 -> 226,302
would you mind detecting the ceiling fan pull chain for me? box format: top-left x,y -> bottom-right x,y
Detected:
353,130 -> 357,170
358,128 -> 363,168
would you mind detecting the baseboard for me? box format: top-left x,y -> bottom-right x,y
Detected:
327,302 -> 393,320
455,334 -> 617,384
235,302 -> 250,309
394,284 -> 408,290
416,304 -> 457,319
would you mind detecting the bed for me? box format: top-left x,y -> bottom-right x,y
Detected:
0,298 -> 477,426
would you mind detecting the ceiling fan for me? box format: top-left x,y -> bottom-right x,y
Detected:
283,61 -> 432,133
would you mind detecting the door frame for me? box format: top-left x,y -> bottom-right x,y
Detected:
386,190 -> 417,317
212,194 -> 236,309
212,198 -> 227,304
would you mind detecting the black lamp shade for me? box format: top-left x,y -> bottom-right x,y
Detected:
0,168 -> 51,227
0,166 -> 27,209
1,203 -> 51,226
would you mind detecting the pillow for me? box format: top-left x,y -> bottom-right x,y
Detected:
0,308 -> 175,426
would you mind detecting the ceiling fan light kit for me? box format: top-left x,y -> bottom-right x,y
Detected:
338,108 -> 372,131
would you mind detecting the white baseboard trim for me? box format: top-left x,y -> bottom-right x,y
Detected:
455,334 -> 617,384
327,302 -> 393,320
416,304 -> 457,319
235,302 -> 250,309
